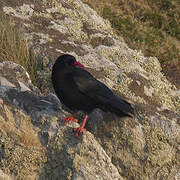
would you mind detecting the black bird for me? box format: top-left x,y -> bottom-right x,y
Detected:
51,54 -> 134,136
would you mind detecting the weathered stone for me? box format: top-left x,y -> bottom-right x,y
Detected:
0,0 -> 179,179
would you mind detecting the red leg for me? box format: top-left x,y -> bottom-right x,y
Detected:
74,114 -> 88,136
63,113 -> 78,125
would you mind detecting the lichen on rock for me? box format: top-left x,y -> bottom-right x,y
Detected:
0,0 -> 179,179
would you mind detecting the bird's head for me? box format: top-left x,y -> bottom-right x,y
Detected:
53,54 -> 85,71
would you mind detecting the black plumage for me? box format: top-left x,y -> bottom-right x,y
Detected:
51,54 -> 134,136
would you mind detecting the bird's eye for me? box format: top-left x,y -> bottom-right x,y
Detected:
67,60 -> 74,66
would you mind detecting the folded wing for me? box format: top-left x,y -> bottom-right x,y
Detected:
71,69 -> 134,117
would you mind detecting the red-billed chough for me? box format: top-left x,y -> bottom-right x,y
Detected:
51,54 -> 134,136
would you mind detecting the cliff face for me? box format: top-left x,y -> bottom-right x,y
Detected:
0,0 -> 179,179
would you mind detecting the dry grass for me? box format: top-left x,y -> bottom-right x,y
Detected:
0,14 -> 38,86
0,103 -> 41,147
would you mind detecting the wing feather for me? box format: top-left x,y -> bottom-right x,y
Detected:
71,68 -> 134,116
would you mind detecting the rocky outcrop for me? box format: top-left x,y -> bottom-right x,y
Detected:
0,61 -> 122,179
0,0 -> 180,179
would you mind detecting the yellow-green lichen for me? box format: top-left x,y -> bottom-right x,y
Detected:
142,123 -> 176,175
0,135 -> 46,179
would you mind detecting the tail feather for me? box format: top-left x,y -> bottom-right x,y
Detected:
108,96 -> 134,117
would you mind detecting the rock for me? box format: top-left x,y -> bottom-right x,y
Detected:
0,61 -> 122,179
38,130 -> 122,180
0,86 -> 122,179
0,169 -> 13,180
0,0 -> 179,179
0,61 -> 39,93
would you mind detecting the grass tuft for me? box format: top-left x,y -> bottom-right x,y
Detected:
0,14 -> 38,87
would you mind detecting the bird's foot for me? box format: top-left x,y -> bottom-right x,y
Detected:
63,116 -> 78,125
74,127 -> 86,137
